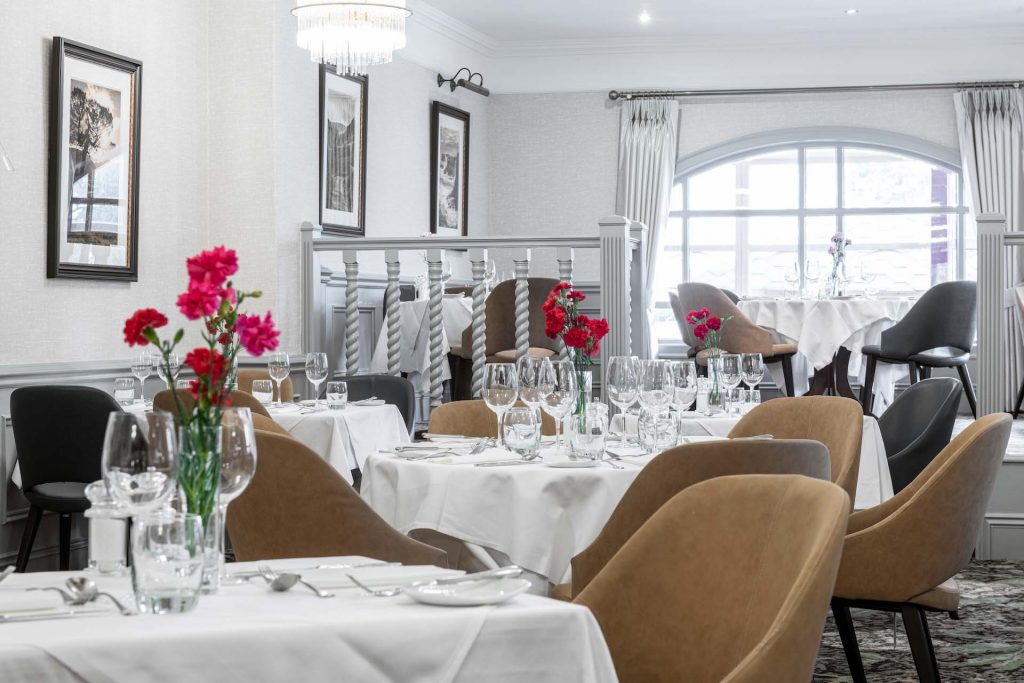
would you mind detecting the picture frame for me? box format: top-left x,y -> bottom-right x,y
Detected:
319,66 -> 368,236
430,102 -> 470,237
48,37 -> 143,281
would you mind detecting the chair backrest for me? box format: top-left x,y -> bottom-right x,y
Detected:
574,475 -> 849,683
728,397 -> 863,505
462,278 -> 561,355
878,378 -> 962,493
676,282 -> 773,355
227,430 -> 448,566
236,369 -> 294,404
570,439 -> 831,597
835,413 -> 1011,603
11,385 -> 124,491
428,399 -> 557,437
334,374 -> 416,432
669,290 -> 701,349
879,280 -> 976,357
153,389 -> 271,419
251,412 -> 291,436
444,285 -> 474,298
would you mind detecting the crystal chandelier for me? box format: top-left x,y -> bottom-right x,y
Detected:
292,1 -> 411,75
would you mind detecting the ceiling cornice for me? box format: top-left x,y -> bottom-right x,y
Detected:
407,0 -> 498,56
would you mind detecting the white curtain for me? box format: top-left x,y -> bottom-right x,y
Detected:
615,98 -> 680,357
954,88 -> 1024,409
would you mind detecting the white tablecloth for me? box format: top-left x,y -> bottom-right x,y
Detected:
0,557 -> 617,683
738,297 -> 915,409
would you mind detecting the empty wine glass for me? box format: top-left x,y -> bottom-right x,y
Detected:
670,360 -> 698,414
484,260 -> 497,291
131,353 -> 152,403
638,360 -> 673,416
805,260 -> 821,298
783,261 -> 800,298
517,355 -> 550,422
740,353 -> 765,391
482,363 -> 518,448
219,408 -> 257,582
539,359 -> 577,453
268,352 -> 290,407
102,412 -> 178,517
606,356 -> 639,443
718,354 -> 743,414
305,352 -> 329,409
860,261 -> 877,297
155,353 -> 181,390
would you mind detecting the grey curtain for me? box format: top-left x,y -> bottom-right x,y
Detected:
615,98 -> 680,357
954,88 -> 1024,409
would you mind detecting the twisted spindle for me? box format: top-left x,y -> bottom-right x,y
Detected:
385,256 -> 401,376
513,259 -> 530,361
427,256 -> 444,408
556,248 -> 574,361
470,254 -> 488,397
344,257 -> 360,375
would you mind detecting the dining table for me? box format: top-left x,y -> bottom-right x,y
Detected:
0,556 -> 617,683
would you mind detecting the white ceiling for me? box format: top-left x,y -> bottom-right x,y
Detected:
424,0 -> 1024,43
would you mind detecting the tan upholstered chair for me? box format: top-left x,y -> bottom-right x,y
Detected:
227,430 -> 448,566
236,369 -> 294,404
556,439 -> 831,600
154,389 -> 272,419
428,399 -> 557,437
830,413 -> 1011,682
574,474 -> 849,683
251,412 -> 291,437
728,396 -> 863,506
677,282 -> 798,395
668,290 -> 700,359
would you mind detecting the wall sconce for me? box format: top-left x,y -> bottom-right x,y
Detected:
437,68 -> 489,97
0,138 -> 13,172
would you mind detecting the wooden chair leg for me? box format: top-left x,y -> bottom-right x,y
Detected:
59,513 -> 72,571
956,365 -> 978,419
860,356 -> 877,413
901,605 -> 941,683
15,506 -> 43,573
832,603 -> 867,683
781,356 -> 795,397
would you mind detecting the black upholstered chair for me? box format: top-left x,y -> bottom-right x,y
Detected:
860,281 -> 977,418
334,374 -> 416,433
11,385 -> 123,571
879,378 -> 962,494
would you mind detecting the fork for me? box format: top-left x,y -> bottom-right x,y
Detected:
347,566 -> 523,597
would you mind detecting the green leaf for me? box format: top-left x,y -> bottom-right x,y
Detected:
173,329 -> 184,345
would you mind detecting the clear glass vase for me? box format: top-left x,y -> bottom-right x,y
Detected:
177,423 -> 222,593
704,356 -> 724,416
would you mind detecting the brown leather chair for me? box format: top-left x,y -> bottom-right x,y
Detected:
227,430 -> 448,566
236,369 -> 294,404
154,388 -> 272,419
574,474 -> 849,683
428,399 -> 557,437
677,282 -> 797,395
556,439 -> 831,600
830,413 -> 1011,683
728,396 -> 863,506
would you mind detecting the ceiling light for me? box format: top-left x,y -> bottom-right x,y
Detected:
638,10 -> 652,24
291,1 -> 411,75
845,8 -> 859,14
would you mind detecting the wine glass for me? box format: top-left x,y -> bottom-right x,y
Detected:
740,353 -> 765,391
783,261 -> 800,298
155,353 -> 181,390
102,412 -> 178,517
860,261 -> 877,297
539,359 -> 577,453
482,364 -> 518,448
718,354 -> 744,414
516,355 -> 549,422
131,353 -> 152,403
219,408 -> 257,582
484,260 -> 497,292
267,352 -> 290,407
805,260 -> 821,298
606,356 -> 640,443
251,379 -> 273,404
670,360 -> 698,414
638,359 -> 673,417
305,352 -> 329,409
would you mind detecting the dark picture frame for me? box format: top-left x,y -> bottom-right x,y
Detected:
430,101 -> 470,236
48,37 -> 142,281
319,66 -> 368,236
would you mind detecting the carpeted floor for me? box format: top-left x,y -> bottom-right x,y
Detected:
814,561 -> 1024,681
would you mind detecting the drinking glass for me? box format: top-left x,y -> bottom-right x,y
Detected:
670,360 -> 698,414
484,260 -> 497,291
102,412 -> 178,517
251,379 -> 273,404
482,364 -> 518,448
503,406 -> 540,459
569,406 -> 608,461
606,356 -> 639,443
305,352 -> 329,409
325,381 -> 348,410
638,408 -> 678,452
175,379 -> 191,390
516,355 -> 549,421
805,260 -> 821,298
131,353 -> 152,402
219,408 -> 257,582
155,353 -> 181,389
268,352 -> 290,407
539,359 -> 577,452
718,354 -> 743,414
638,360 -> 673,416
783,261 -> 800,298
745,389 -> 762,413
132,513 -> 204,614
114,377 -> 136,406
740,353 -> 765,391
860,261 -> 877,297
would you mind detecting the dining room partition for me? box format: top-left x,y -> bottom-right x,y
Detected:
299,216 -> 648,413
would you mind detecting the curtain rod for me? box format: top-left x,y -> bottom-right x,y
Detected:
608,80 -> 1022,101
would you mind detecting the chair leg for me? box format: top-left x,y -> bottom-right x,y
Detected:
861,356 -> 877,413
901,605 -> 941,683
781,356 -> 795,397
59,513 -> 72,571
15,506 -> 43,573
919,364 -> 933,380
832,603 -> 867,683
909,362 -> 920,384
956,365 -> 978,419
1014,377 -> 1024,419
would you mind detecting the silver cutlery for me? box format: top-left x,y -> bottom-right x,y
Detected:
258,563 -> 334,598
228,560 -> 398,579
473,460 -> 533,467
28,578 -> 135,615
603,458 -> 623,469
347,566 -> 524,598
0,608 -> 109,623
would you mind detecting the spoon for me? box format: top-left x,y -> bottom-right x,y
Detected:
348,565 -> 523,598
65,577 -> 135,616
258,564 -> 334,598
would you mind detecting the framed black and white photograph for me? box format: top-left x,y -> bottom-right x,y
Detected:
48,38 -> 142,281
430,102 -> 469,236
319,66 -> 367,236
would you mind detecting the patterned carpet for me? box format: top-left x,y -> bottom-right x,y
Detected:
814,561 -> 1024,681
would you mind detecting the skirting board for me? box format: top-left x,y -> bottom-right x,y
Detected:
977,514 -> 1024,561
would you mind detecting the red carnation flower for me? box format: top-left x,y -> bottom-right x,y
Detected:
693,324 -> 709,341
706,316 -> 721,331
236,312 -> 280,356
699,308 -> 710,319
562,326 -> 590,349
586,317 -> 610,340
586,339 -> 600,357
185,347 -> 227,381
186,246 -> 238,287
686,310 -> 700,325
544,307 -> 566,339
177,281 -> 222,320
123,308 -> 168,347
567,291 -> 586,302
551,282 -> 572,294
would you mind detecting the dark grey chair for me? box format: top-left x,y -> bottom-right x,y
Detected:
879,378 -> 962,494
335,374 -> 416,433
11,385 -> 123,572
860,281 -> 977,418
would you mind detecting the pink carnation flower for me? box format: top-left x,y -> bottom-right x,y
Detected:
236,312 -> 280,356
177,280 -> 223,320
186,246 -> 238,287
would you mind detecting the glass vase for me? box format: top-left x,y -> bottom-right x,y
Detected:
705,356 -> 724,416
177,423 -> 222,593
573,369 -> 593,419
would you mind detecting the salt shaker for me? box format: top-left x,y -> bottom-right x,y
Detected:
84,480 -> 130,575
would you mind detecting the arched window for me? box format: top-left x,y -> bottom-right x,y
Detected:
652,128 -> 972,344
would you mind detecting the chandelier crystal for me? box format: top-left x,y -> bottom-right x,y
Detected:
292,1 -> 411,75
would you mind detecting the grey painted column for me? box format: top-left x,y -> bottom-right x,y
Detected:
384,249 -> 402,377
598,216 -> 633,401
469,248 -> 489,398
343,249 -> 360,375
300,222 -> 324,353
628,220 -> 649,359
426,249 -> 445,409
977,213 -> 1007,416
512,249 -> 532,362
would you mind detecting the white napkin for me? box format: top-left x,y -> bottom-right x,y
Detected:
351,399 -> 386,407
0,590 -> 67,614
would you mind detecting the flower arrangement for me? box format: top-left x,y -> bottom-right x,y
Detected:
685,307 -> 731,357
543,283 -> 610,417
827,232 -> 852,296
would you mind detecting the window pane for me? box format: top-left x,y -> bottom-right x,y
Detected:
688,216 -> 737,291
670,183 -> 683,211
687,149 -> 798,210
843,213 -> 957,292
805,147 -> 837,209
747,217 -> 798,296
843,147 -> 957,208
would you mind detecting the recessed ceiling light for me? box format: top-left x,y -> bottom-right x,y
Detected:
639,10 -> 652,24
845,8 -> 859,14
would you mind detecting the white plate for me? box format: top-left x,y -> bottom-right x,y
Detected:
268,403 -> 302,413
351,399 -> 386,407
545,459 -> 600,468
405,578 -> 531,606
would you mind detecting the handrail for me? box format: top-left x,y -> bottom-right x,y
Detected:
309,234 -> 612,252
